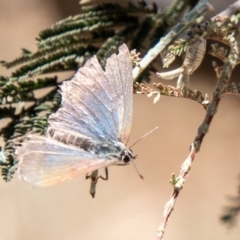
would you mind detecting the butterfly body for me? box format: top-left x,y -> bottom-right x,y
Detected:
47,128 -> 127,158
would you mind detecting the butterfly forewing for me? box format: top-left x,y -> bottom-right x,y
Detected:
48,44 -> 132,143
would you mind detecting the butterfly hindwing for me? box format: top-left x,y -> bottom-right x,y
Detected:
17,135 -> 116,187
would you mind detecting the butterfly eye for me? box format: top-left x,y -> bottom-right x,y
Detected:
122,155 -> 131,163
121,149 -> 134,163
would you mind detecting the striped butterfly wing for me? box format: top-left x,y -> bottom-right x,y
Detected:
17,135 -> 116,187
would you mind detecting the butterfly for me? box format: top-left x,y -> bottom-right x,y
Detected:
16,44 -> 134,187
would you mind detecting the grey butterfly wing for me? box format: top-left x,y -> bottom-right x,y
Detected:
17,135 -> 116,187
48,44 -> 133,144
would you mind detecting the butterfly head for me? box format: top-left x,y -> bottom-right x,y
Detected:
120,148 -> 134,164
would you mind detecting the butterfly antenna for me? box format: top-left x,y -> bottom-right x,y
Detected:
130,126 -> 158,180
130,126 -> 159,148
131,159 -> 144,180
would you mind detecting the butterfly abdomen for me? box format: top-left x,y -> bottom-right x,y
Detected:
48,128 -> 124,158
48,128 -> 86,147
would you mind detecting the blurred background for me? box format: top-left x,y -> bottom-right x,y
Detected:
0,0 -> 240,240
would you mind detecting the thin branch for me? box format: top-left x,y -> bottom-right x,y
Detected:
157,55 -> 238,240
156,5 -> 240,239
157,145 -> 196,239
134,82 -> 209,109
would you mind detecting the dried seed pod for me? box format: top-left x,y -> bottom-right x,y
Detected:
157,36 -> 206,90
183,36 -> 207,74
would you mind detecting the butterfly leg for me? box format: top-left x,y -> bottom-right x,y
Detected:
97,167 -> 108,181
86,168 -> 109,198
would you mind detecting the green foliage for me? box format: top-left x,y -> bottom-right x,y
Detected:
0,77 -> 58,104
